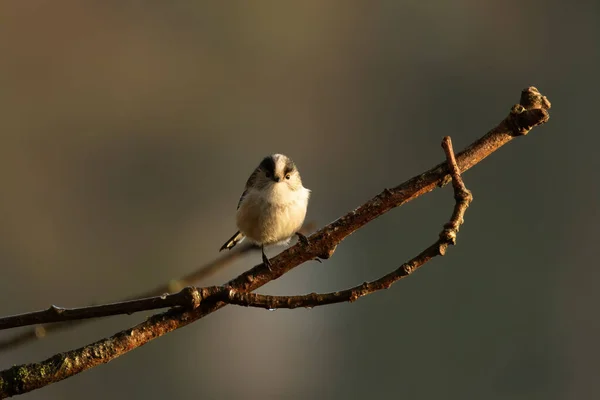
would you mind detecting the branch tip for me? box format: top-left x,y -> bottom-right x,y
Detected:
520,86 -> 552,110
509,86 -> 551,136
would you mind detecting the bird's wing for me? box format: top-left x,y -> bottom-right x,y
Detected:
237,167 -> 259,209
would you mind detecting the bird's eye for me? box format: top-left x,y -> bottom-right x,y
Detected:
285,174 -> 291,180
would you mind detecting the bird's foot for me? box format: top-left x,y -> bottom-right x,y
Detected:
262,251 -> 273,271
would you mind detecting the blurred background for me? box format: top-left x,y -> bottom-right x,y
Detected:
0,1 -> 598,399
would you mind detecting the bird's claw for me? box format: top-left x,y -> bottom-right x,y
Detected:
262,251 -> 273,271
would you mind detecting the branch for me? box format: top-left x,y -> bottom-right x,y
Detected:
0,242 -> 255,350
0,138 -> 470,331
0,87 -> 551,399
0,222 -> 315,349
0,288 -> 201,331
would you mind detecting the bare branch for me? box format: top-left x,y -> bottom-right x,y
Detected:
0,243 -> 255,350
0,222 -> 315,349
0,288 -> 201,331
0,137 -> 470,326
0,87 -> 551,399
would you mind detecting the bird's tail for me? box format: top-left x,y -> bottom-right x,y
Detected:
220,231 -> 245,251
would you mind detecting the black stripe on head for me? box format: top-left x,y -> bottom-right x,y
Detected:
283,157 -> 296,175
259,155 -> 276,176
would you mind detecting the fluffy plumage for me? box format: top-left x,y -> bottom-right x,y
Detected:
220,154 -> 310,267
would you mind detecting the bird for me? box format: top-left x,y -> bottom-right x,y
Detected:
220,154 -> 311,270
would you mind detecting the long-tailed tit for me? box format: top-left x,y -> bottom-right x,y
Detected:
220,154 -> 311,269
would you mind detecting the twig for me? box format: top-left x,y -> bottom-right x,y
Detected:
0,288 -> 201,331
0,223 -> 315,349
0,87 -> 551,399
0,245 -> 255,350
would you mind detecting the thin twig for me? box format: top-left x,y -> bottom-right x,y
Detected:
0,87 -> 551,399
0,222 -> 316,348
0,288 -> 201,331
0,245 -> 255,349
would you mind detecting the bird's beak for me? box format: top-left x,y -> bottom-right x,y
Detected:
273,176 -> 281,182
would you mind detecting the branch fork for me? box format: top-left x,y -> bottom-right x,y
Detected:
0,87 -> 551,399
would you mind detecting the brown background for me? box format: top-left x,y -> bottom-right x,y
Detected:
1,1 -> 598,399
